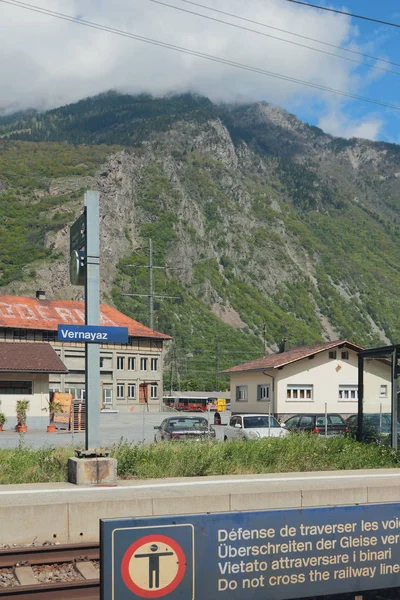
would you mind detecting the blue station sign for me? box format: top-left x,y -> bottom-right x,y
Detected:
101,503 -> 400,600
58,324 -> 129,344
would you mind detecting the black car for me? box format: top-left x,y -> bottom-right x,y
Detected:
154,416 -> 216,442
283,413 -> 347,436
345,413 -> 400,443
346,413 -> 392,435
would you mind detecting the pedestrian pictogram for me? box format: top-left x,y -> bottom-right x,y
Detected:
121,534 -> 186,598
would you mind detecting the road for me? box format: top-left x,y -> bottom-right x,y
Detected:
0,410 -> 231,448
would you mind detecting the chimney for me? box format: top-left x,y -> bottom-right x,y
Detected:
36,290 -> 46,301
279,338 -> 287,353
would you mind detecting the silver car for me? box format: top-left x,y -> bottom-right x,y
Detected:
154,416 -> 216,442
224,414 -> 289,441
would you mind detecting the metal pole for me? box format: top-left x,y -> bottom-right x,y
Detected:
263,321 -> 267,355
379,402 -> 382,435
391,349 -> 398,450
357,354 -> 364,443
84,191 -> 101,450
216,336 -> 220,391
325,402 -> 328,437
149,239 -> 154,330
268,402 -> 271,437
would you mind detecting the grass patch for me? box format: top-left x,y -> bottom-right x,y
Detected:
0,435 -> 399,485
115,435 -> 400,479
0,441 -> 71,484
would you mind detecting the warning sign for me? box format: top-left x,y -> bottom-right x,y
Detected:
121,535 -> 186,597
102,523 -> 194,600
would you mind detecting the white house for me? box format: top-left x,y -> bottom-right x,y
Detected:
222,340 -> 391,419
0,342 -> 68,429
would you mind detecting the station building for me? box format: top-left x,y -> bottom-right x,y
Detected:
0,293 -> 171,416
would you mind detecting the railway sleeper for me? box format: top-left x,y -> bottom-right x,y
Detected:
12,560 -> 98,585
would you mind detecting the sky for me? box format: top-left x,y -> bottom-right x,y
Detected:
1,0 -> 400,142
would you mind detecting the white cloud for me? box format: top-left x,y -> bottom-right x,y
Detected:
317,110 -> 383,140
0,0 -> 382,131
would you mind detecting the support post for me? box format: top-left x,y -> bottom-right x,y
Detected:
85,191 -> 101,450
357,354 -> 364,443
392,348 -> 398,450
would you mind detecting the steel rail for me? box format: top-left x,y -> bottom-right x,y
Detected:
0,579 -> 99,599
0,543 -> 99,568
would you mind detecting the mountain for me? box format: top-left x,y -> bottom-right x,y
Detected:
1,92 -> 400,389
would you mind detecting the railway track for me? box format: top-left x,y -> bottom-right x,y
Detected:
0,543 -> 100,599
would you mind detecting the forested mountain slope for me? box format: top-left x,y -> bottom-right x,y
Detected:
1,92 -> 400,388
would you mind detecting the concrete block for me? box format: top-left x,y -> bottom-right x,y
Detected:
152,493 -> 230,516
231,490 -> 302,511
75,561 -> 99,580
14,566 -> 37,586
302,486 -> 367,508
0,504 -> 69,545
68,457 -> 117,485
367,485 -> 400,504
68,499 -> 153,542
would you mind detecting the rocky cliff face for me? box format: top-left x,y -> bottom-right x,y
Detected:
2,94 -> 400,377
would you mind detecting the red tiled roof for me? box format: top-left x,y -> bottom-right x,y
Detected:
221,340 -> 363,374
0,342 -> 68,373
0,296 -> 171,340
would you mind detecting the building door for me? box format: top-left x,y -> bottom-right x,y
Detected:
139,384 -> 148,404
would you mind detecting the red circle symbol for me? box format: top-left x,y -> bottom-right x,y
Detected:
121,534 -> 186,598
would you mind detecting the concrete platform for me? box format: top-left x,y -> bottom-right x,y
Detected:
1,469 -> 400,545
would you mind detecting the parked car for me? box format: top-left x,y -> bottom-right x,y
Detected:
346,413 -> 391,434
154,416 -> 215,442
283,413 -> 347,436
345,413 -> 400,443
224,414 -> 289,441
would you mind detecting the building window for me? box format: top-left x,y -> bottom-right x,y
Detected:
140,357 -> 148,371
42,330 -> 57,342
100,357 -> 104,368
128,384 -> 136,399
150,384 -> 158,399
117,356 -> 125,370
13,329 -> 27,341
0,381 -> 32,394
380,385 -> 388,398
341,351 -> 349,360
257,384 -> 270,401
128,357 -> 136,370
236,385 -> 248,402
328,351 -> 337,359
117,384 -> 125,399
103,389 -> 113,405
287,385 -> 313,400
339,385 -> 358,401
151,358 -> 158,372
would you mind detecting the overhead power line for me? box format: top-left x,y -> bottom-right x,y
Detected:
173,0 -> 400,69
2,0 -> 400,112
284,0 -> 400,29
145,0 -> 400,76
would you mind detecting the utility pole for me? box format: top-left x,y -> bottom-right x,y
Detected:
122,239 -> 181,330
263,320 -> 267,355
216,336 -> 220,392
149,239 -> 154,330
